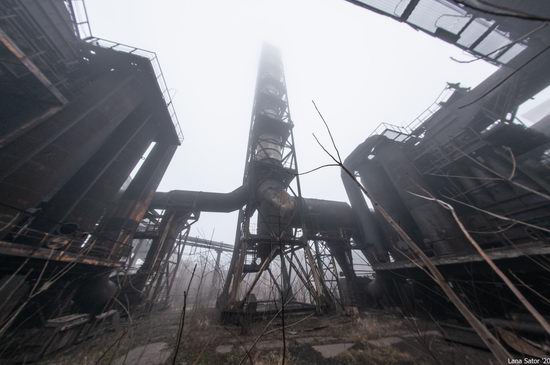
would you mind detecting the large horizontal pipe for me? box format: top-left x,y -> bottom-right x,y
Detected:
151,186 -> 354,232
297,198 -> 354,231
151,184 -> 249,212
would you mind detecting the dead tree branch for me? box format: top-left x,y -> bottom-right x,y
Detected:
509,271 -> 550,306
453,146 -> 550,201
171,263 -> 198,365
409,189 -> 550,334
443,194 -> 550,234
310,100 -> 512,363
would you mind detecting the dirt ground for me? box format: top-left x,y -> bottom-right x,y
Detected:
37,306 -> 496,365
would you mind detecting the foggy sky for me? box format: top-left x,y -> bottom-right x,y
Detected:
86,0 -> 497,245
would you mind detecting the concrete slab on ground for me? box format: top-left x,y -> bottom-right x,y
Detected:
112,342 -> 170,365
312,343 -> 355,358
367,336 -> 403,347
215,344 -> 233,354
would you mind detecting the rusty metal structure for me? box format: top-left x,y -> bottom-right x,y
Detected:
2,0 -> 550,361
218,45 -> 349,315
0,2 -> 361,357
151,45 -> 363,318
343,0 -> 550,336
0,0 -> 183,360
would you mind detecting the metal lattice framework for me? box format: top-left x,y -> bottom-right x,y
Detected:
219,45 -> 335,314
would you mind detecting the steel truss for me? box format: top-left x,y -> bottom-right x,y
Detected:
219,45 -> 335,314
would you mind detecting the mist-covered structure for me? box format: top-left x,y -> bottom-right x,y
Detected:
1,0 -> 550,362
0,0 -> 182,359
343,0 -> 550,327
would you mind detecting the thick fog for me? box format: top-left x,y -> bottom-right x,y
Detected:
87,0 -> 496,245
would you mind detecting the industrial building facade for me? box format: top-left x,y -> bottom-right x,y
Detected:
0,1 -> 182,357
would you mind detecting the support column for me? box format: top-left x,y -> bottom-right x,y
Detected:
0,72 -> 148,221
22,104 -> 157,240
99,142 -> 177,259
326,240 -> 366,305
211,249 -> 222,293
280,252 -> 293,301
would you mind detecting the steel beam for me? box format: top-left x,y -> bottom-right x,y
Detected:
0,28 -> 68,105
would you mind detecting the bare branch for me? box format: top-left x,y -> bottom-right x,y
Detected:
442,194 -> 550,235
171,263 -> 198,365
453,146 -> 550,201
409,190 -> 550,334
509,271 -> 550,306
312,101 -> 342,163
295,163 -> 340,176
310,107 -> 512,362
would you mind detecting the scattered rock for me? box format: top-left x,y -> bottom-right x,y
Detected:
215,344 -> 233,354
312,343 -> 355,358
367,336 -> 403,347
295,336 -> 337,345
256,340 -> 283,350
295,337 -> 316,345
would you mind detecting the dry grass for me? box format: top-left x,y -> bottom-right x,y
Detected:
36,309 -> 494,365
340,346 -> 412,365
349,315 -> 405,342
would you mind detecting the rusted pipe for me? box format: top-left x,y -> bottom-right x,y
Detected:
341,135 -> 388,262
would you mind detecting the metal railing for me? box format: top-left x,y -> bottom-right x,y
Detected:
369,122 -> 413,142
368,84 -> 457,142
66,0 -> 183,143
86,37 -> 184,142
406,85 -> 455,132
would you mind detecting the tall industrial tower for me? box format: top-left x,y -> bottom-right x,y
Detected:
219,45 -> 336,313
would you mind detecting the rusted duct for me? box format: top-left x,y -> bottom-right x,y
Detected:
341,135 -> 388,263
295,198 -> 353,232
151,184 -> 249,212
152,186 -> 353,232
253,118 -> 295,242
256,179 -> 295,218
151,102 -> 353,231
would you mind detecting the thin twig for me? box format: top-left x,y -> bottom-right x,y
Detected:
0,258 -> 29,293
310,100 -> 512,362
238,294 -> 296,365
222,326 -> 253,365
409,189 -> 550,334
263,312 -> 315,336
450,23 -> 547,64
509,271 -> 550,306
457,44 -> 550,109
455,0 -> 550,22
95,328 -> 129,365
171,263 -> 198,365
295,163 -> 340,176
311,100 -> 342,163
443,194 -> 550,234
454,146 -> 550,201
191,333 -> 218,365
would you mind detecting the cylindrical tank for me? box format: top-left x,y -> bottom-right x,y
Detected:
255,134 -> 283,162
73,275 -> 117,314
